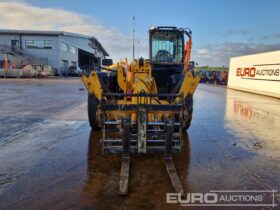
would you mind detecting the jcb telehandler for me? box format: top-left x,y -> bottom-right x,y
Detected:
82,26 -> 200,195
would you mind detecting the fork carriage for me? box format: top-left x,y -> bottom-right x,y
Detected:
101,93 -> 184,154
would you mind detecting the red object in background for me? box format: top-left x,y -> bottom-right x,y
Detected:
4,60 -> 9,69
126,89 -> 134,99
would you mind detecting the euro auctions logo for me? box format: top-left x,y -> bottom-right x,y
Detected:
166,190 -> 278,207
235,64 -> 280,81
236,67 -> 256,77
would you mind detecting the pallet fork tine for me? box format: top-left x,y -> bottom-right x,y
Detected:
119,118 -> 131,195
165,121 -> 186,197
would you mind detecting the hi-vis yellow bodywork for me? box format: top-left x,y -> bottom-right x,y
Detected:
82,59 -> 200,106
81,26 -> 200,197
82,59 -> 200,124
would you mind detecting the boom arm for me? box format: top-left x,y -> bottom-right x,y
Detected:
184,30 -> 192,70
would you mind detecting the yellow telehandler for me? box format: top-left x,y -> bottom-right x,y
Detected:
82,26 -> 200,196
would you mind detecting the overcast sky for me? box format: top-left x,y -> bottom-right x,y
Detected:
1,0 -> 280,66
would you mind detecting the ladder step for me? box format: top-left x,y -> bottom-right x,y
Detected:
147,122 -> 165,126
173,133 -> 181,138
104,139 -> 180,143
104,121 -> 180,126
147,122 -> 181,126
104,145 -> 181,150
147,129 -> 164,132
104,121 -> 121,125
146,139 -> 180,143
104,139 -> 137,143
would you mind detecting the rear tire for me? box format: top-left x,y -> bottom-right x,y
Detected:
88,94 -> 101,129
170,81 -> 193,130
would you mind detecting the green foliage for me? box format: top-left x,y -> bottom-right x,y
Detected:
195,66 -> 229,71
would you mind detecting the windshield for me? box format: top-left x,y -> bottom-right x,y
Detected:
151,31 -> 183,63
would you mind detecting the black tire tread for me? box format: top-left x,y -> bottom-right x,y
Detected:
88,94 -> 101,129
183,95 -> 193,130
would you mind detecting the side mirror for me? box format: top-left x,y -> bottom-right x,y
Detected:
102,58 -> 113,66
189,61 -> 195,71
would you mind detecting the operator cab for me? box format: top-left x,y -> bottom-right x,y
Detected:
149,26 -> 191,94
150,26 -> 184,64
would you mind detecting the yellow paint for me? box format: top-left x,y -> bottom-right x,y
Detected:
82,58 -> 200,123
81,71 -> 103,100
178,71 -> 201,98
117,63 -> 126,92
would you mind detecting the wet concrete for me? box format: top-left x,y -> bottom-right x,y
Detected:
0,78 -> 87,145
0,79 -> 279,209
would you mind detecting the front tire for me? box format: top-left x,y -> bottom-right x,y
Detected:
182,95 -> 193,130
88,94 -> 101,129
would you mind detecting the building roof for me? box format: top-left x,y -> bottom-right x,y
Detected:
0,29 -> 109,56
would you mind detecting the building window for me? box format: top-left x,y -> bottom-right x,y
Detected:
44,41 -> 52,49
60,42 -> 77,54
61,60 -> 69,67
69,46 -> 77,54
60,42 -> 68,51
25,40 -> 53,49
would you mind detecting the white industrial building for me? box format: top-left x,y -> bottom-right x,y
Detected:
0,29 -> 109,75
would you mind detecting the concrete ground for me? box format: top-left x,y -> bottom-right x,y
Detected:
0,78 -> 279,210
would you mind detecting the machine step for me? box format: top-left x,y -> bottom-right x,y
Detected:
103,139 -> 181,143
104,121 -> 181,126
